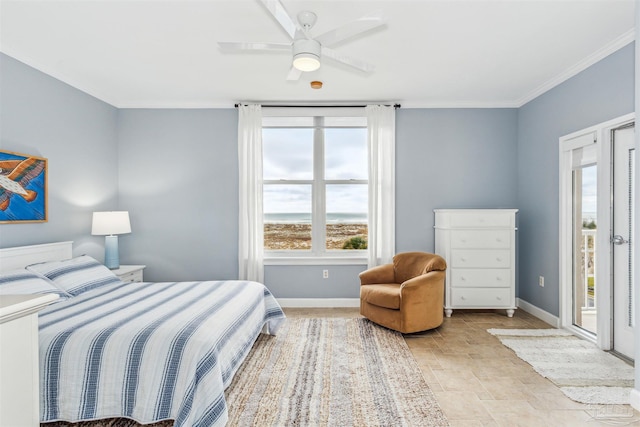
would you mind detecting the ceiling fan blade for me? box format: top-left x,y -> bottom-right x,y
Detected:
218,42 -> 291,51
286,66 -> 303,81
321,47 -> 375,73
315,10 -> 386,47
260,0 -> 298,40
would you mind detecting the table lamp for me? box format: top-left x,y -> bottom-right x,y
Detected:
91,211 -> 131,269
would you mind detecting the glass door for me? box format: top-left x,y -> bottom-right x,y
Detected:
572,164 -> 597,334
612,124 -> 635,359
560,114 -> 635,351
561,131 -> 599,337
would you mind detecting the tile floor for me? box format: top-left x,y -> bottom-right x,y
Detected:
283,307 -> 640,427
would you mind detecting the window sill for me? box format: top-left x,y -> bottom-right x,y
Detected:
264,256 -> 368,266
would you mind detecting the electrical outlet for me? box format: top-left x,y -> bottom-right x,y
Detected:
539,276 -> 544,287
323,269 -> 329,279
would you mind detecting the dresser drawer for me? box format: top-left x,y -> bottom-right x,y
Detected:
450,288 -> 512,308
450,230 -> 511,249
451,250 -> 511,268
448,212 -> 513,228
450,268 -> 511,288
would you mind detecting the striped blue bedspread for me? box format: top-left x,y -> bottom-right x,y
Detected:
38,280 -> 285,426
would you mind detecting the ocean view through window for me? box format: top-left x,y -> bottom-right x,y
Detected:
264,212 -> 368,250
263,112 -> 368,255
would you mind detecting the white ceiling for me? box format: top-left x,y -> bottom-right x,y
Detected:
0,0 -> 635,108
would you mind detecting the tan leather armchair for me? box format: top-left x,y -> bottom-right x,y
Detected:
359,252 -> 447,333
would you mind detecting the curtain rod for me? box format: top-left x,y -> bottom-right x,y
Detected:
235,103 -> 401,109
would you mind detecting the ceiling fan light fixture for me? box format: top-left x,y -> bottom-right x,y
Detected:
293,53 -> 320,71
292,38 -> 321,72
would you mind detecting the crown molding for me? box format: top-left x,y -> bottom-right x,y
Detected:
515,28 -> 635,107
399,101 -> 520,109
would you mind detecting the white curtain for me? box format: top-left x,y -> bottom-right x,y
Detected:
366,105 -> 396,268
238,104 -> 264,282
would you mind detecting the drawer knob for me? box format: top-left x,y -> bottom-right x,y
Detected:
460,257 -> 466,262
496,257 -> 502,262
496,296 -> 502,300
460,276 -> 466,281
496,276 -> 502,281
460,296 -> 466,300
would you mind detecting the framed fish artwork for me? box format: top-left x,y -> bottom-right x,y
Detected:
0,150 -> 48,223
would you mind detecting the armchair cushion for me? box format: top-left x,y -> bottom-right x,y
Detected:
360,284 -> 401,309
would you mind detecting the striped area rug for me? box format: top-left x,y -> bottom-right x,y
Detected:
225,317 -> 449,426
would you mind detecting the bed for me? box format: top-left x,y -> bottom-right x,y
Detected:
0,241 -> 285,427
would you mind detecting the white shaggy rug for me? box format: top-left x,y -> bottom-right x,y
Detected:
488,328 -> 634,404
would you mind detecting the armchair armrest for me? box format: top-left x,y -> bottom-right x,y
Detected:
359,263 -> 395,285
399,270 -> 445,304
400,272 -> 441,289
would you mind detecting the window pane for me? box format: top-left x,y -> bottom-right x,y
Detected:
324,128 -> 367,180
326,184 -> 368,250
263,128 -> 313,180
264,184 -> 311,250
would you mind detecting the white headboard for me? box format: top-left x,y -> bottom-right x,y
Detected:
0,241 -> 73,272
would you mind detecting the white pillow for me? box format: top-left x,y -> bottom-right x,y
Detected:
27,255 -> 121,296
0,269 -> 70,300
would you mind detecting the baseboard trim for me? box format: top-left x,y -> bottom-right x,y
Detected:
630,389 -> 640,412
516,298 -> 560,328
277,298 -> 360,308
276,297 -> 561,322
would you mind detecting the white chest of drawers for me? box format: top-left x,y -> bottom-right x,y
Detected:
434,209 -> 518,317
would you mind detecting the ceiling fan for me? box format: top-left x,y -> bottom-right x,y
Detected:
218,0 -> 386,81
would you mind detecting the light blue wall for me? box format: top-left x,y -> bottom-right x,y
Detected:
0,54 -> 118,259
516,43 -> 635,316
269,108 -> 519,299
115,109 -> 370,295
114,107 -> 519,297
265,265 -> 366,298
1,43 -> 635,304
396,109 -> 519,253
116,109 -> 239,282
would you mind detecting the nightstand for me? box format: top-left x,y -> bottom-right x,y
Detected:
112,265 -> 146,283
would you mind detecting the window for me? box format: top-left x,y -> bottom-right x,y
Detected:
262,111 -> 368,258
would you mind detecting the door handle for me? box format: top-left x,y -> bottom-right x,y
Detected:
612,235 -> 629,245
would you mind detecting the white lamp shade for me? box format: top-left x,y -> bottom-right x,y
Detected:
91,211 -> 131,235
